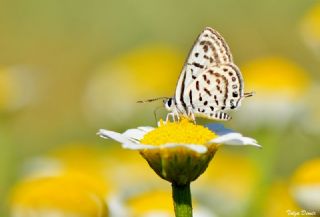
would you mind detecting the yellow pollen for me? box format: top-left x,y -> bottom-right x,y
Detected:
141,118 -> 217,146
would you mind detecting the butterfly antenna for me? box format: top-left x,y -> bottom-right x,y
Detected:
244,91 -> 255,98
137,97 -> 169,103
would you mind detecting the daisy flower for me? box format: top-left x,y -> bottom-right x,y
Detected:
300,3 -> 320,56
290,158 -> 320,213
237,57 -> 310,129
98,118 -> 260,217
10,171 -> 109,217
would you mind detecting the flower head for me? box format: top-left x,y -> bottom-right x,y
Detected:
9,144 -> 114,217
237,57 -> 311,128
98,119 -> 260,185
0,66 -> 37,112
118,187 -> 214,217
195,152 -> 260,216
263,181 -> 299,217
10,172 -> 109,217
300,3 -> 320,55
290,158 -> 320,212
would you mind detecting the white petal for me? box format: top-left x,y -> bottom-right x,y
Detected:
210,132 -> 261,148
123,128 -> 148,141
292,185 -> 320,211
97,129 -> 138,145
107,193 -> 130,217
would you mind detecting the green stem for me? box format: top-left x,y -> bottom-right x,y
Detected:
172,182 -> 193,217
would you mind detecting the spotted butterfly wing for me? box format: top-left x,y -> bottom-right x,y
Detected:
175,27 -> 233,108
172,27 -> 247,121
185,63 -> 244,120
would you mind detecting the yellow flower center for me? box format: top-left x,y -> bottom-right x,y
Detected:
301,3 -> 320,40
291,158 -> 320,185
242,57 -> 310,99
127,190 -> 174,215
10,172 -> 109,216
140,118 -> 217,146
127,190 -> 200,215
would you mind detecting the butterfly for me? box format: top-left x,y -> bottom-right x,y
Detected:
139,27 -> 253,122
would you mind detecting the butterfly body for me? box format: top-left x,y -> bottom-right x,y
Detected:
164,27 -> 253,121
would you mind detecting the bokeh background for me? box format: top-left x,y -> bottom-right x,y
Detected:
1,0 -> 320,216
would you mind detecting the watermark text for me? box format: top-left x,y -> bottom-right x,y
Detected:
287,209 -> 317,217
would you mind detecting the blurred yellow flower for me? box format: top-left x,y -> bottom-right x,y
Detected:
195,151 -> 260,216
124,188 -> 213,217
243,57 -> 309,99
0,66 -> 37,112
83,45 -> 183,125
264,181 -> 299,217
10,171 -> 109,217
300,3 -> 320,55
9,144 -> 124,217
263,159 -> 320,216
236,57 -> 311,127
0,67 -> 15,110
101,147 -> 167,189
48,143 -> 168,192
48,144 -> 110,179
127,189 -> 175,217
290,158 -> 320,212
291,158 -> 320,185
22,144 -> 113,186
114,45 -> 183,96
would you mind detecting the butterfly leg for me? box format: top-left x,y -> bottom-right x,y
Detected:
166,112 -> 180,123
166,112 -> 174,123
173,111 -> 180,122
187,110 -> 196,124
191,112 -> 196,124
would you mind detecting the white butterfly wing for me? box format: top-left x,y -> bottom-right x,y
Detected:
184,63 -> 244,120
174,27 -> 233,112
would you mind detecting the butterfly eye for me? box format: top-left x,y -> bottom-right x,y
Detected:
167,98 -> 172,107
